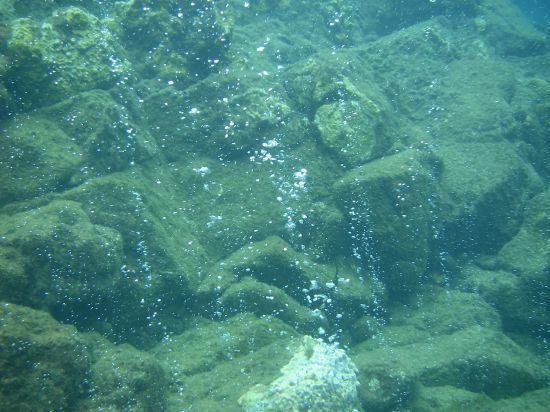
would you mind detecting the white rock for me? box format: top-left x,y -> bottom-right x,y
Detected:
239,336 -> 362,412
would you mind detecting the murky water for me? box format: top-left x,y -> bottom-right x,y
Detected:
0,1 -> 548,411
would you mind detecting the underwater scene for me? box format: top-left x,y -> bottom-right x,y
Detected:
0,0 -> 548,411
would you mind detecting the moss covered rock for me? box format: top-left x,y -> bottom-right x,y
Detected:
84,341 -> 167,411
0,246 -> 28,304
6,7 -> 130,108
436,141 -> 543,253
198,235 -> 331,298
314,96 -> 387,167
351,326 -> 549,411
144,77 -> 305,160
219,277 -> 326,335
115,0 -> 232,82
152,313 -> 298,411
41,90 -> 159,182
0,200 -> 123,325
461,192 -> 549,336
410,384 -> 492,411
0,302 -> 91,411
334,147 -> 440,299
0,115 -> 82,205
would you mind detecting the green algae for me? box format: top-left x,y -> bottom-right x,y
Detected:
0,0 -> 548,410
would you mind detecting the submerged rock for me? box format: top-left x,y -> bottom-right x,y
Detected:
436,141 -> 543,254
352,326 -> 550,411
239,335 -> 362,412
83,341 -> 167,411
0,200 -> 123,319
334,147 -> 440,299
0,115 -> 82,205
0,302 -> 91,411
6,7 -> 130,108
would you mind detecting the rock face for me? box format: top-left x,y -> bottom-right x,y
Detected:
0,303 -> 91,411
0,0 -> 548,410
239,336 -> 362,412
6,7 -> 130,108
335,147 -> 439,299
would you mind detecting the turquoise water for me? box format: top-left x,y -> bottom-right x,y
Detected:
0,1 -> 548,411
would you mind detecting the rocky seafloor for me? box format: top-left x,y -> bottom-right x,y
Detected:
0,0 -> 548,411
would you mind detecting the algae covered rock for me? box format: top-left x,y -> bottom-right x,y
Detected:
0,302 -> 91,411
0,115 -> 82,205
57,167 -> 210,344
152,313 -> 298,411
85,341 -> 167,411
152,313 -> 297,378
478,0 -> 547,57
391,288 -> 502,336
351,326 -> 550,411
315,97 -> 387,167
198,235 -> 328,297
144,78 -> 305,159
41,90 -> 159,181
410,384 -> 492,411
198,235 -> 384,336
6,6 -> 130,108
334,147 -> 440,298
166,158 -> 287,257
358,0 -> 481,35
496,190 -> 550,279
239,335 -> 362,412
298,201 -> 348,260
436,141 -> 543,253
116,0 -> 232,82
0,246 -> 28,304
460,192 -> 549,336
219,277 -> 326,335
0,200 -> 123,322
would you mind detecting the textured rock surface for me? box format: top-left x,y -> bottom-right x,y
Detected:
0,303 -> 91,411
239,336 -> 362,412
335,147 -> 439,298
0,0 -> 548,410
352,326 -> 549,411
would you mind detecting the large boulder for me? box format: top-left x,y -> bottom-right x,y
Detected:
460,192 -> 549,336
334,147 -> 440,299
5,7 -> 130,108
477,0 -> 547,57
58,168 -> 210,345
496,190 -> 550,279
165,158 -> 287,258
410,384 -> 492,411
0,115 -> 82,206
239,336 -> 362,412
83,340 -> 167,411
197,236 -> 331,298
198,235 -> 384,335
152,313 -> 298,411
314,91 -> 389,167
115,0 -> 232,81
0,246 -> 27,304
435,141 -> 543,253
411,385 -> 550,412
0,90 -> 158,206
390,288 -> 502,336
40,90 -> 159,182
358,0 -> 481,35
218,277 -> 326,335
351,326 -> 549,411
0,200 -> 123,325
143,77 -> 307,160
0,303 -> 91,411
